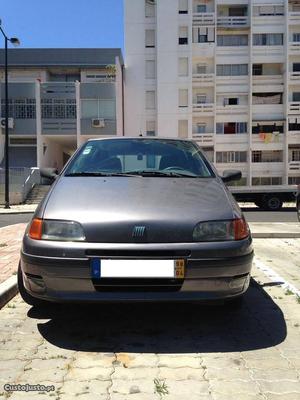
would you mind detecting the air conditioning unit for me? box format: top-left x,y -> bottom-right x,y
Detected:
92,118 -> 105,128
0,118 -> 14,129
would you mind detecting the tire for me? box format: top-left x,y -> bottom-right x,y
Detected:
262,196 -> 283,211
17,263 -> 48,307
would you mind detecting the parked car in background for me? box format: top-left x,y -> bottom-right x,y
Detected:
19,137 -> 253,307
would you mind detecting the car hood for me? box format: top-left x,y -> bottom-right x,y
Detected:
41,176 -> 240,243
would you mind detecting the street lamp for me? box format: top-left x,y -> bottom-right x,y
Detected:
0,22 -> 20,208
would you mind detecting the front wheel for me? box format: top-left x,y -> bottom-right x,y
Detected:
17,263 -> 48,307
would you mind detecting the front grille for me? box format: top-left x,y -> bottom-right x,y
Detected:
86,249 -> 191,258
92,278 -> 184,292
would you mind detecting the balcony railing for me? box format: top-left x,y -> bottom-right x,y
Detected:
193,12 -> 215,25
288,130 -> 300,144
217,16 -> 248,27
216,105 -> 248,114
289,12 -> 300,24
252,75 -> 284,86
289,42 -> 300,54
289,161 -> 300,172
192,133 -> 214,145
289,102 -> 300,115
192,103 -> 214,114
192,73 -> 214,85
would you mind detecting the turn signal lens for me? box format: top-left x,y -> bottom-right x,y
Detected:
29,218 -> 43,240
232,218 -> 249,240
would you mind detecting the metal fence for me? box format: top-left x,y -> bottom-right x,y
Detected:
0,167 -> 40,205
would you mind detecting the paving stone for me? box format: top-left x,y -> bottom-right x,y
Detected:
265,394 -> 300,400
245,357 -> 291,370
210,380 -> 261,396
110,378 -> 154,395
64,366 -> 113,382
159,366 -> 205,381
110,394 -> 155,400
205,367 -> 252,381
116,353 -> 157,368
258,380 -> 300,394
72,352 -> 115,368
201,356 -> 246,369
113,366 -> 157,380
166,380 -> 210,396
21,367 -> 67,384
252,368 -> 299,381
158,355 -> 201,368
212,394 -> 263,400
60,379 -> 110,396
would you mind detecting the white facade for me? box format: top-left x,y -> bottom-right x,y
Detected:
124,0 -> 300,186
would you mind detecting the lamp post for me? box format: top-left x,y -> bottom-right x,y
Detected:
0,21 -> 20,208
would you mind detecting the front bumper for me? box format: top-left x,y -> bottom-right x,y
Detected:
20,236 -> 253,302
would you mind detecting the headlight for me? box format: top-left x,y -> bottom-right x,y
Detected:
29,219 -> 86,241
193,218 -> 249,242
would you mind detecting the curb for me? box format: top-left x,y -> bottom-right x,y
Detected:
0,276 -> 18,309
252,232 -> 300,239
0,211 -> 35,215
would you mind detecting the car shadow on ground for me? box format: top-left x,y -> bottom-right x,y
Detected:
28,279 -> 286,354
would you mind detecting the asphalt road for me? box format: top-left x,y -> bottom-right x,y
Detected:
0,207 -> 298,228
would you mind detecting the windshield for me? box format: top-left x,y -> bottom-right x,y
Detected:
64,139 -> 214,178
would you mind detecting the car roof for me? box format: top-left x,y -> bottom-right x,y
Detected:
87,137 -> 195,143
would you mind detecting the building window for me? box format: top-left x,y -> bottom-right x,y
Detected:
1,98 -> 36,119
289,177 -> 300,185
224,98 -> 239,106
216,151 -> 247,163
179,26 -> 188,45
146,120 -> 156,136
178,120 -> 188,138
216,64 -> 248,76
10,137 -> 37,146
217,35 -> 248,46
253,33 -> 283,46
179,0 -> 188,14
252,150 -> 283,163
145,29 -> 155,48
229,7 -> 247,17
197,123 -> 206,134
196,94 -> 206,104
253,64 -> 263,75
293,33 -> 300,42
193,27 -> 214,43
252,123 -> 284,134
196,64 -> 207,74
81,99 -> 115,119
145,0 -> 155,18
145,60 -> 156,79
216,122 -> 247,134
197,4 -> 206,13
293,63 -> 300,72
293,92 -> 300,102
145,91 -> 156,109
178,57 -> 189,77
252,177 -> 282,186
178,89 -> 188,107
290,149 -> 300,161
253,6 -> 284,16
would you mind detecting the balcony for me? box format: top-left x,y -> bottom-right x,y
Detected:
252,162 -> 284,175
217,16 -> 248,28
252,104 -> 284,121
289,42 -> 300,55
192,42 -> 215,57
289,161 -> 300,173
42,120 -> 77,135
192,103 -> 214,116
289,72 -> 300,83
215,134 -> 248,145
192,73 -> 214,87
288,130 -> 300,145
216,105 -> 248,114
289,12 -> 300,25
252,75 -> 284,87
288,102 -> 300,115
252,46 -> 284,63
193,12 -> 215,25
192,133 -> 214,146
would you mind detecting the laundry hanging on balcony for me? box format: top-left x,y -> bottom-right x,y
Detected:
253,93 -> 282,104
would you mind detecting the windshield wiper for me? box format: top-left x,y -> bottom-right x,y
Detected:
65,172 -> 139,177
125,170 -> 199,178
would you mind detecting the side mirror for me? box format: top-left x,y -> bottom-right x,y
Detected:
40,168 -> 58,184
221,170 -> 242,183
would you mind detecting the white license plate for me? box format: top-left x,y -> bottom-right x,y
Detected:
91,259 -> 185,279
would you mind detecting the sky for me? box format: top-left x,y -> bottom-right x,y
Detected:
0,0 -> 124,50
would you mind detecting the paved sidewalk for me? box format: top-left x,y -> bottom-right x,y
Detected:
0,224 -> 26,284
0,205 -> 37,214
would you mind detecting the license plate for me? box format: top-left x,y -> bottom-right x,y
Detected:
91,259 -> 185,279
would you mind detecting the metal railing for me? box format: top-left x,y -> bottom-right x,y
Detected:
193,12 -> 215,25
192,133 -> 214,145
217,16 -> 248,27
0,167 -> 40,205
192,73 -> 214,84
289,102 -> 300,114
192,103 -> 214,114
289,161 -> 300,171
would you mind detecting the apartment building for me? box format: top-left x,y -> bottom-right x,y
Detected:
0,48 -> 124,170
124,0 -> 300,186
